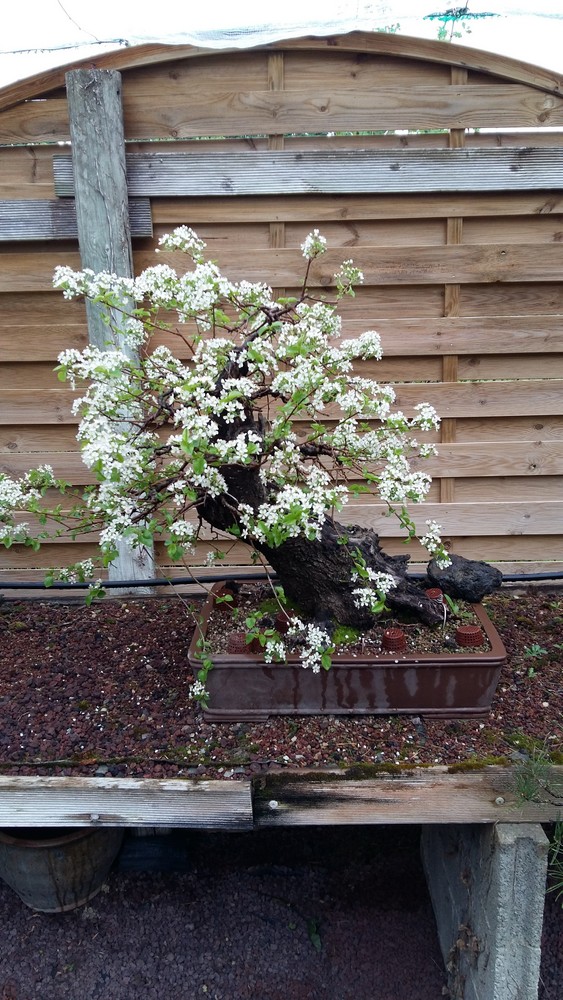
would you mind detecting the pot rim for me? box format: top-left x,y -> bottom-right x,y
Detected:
188,582 -> 507,669
0,827 -> 102,849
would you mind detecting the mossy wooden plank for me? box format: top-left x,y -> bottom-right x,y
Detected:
253,767 -> 563,826
0,769 -> 560,828
0,776 -> 253,829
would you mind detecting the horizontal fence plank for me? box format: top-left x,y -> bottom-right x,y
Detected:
0,198 -> 153,240
4,245 -> 563,293
339,501 -> 563,536
356,317 -> 563,357
455,478 -> 563,501
3,381 -> 563,426
118,85 -> 563,137
1,33 -> 562,115
0,292 -> 86,325
2,317 -> 563,365
5,84 -> 562,146
163,245 -> 563,287
2,417 -> 561,454
280,33 -> 563,94
415,441 -> 563,477
458,356 -> 563,382
2,442 -> 562,487
10,350 -> 556,388
445,535 -> 563,561
461,283 -> 563,317
0,391 -> 78,425
0,252 -> 81,292
150,191 -> 563,224
144,317 -> 563,362
0,98 -> 69,145
456,417 -> 563,442
148,216 -> 563,254
11,499 -> 563,545
5,137 -> 562,202
53,149 -> 563,197
0,145 -> 59,198
0,776 -> 253,829
128,133 -> 562,154
253,768 -> 563,826
393,381 -> 563,418
0,325 -> 87,361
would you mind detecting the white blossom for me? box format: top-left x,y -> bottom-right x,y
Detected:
301,229 -> 327,259
2,227 -> 453,674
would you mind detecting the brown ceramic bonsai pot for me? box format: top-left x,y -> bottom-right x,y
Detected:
188,583 -> 507,722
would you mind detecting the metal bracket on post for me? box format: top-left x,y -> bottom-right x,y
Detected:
65,69 -> 154,593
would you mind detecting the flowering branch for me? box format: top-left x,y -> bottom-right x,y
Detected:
1,227 -> 450,678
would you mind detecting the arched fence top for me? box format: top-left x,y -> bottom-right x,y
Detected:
0,30 -> 562,115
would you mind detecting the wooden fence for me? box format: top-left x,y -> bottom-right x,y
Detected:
1,31 -> 562,590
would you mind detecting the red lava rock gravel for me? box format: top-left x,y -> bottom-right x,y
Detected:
0,589 -> 561,997
0,825 -> 560,999
0,826 -> 450,1000
0,587 -> 561,778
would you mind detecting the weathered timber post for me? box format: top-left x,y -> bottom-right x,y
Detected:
65,69 -> 154,592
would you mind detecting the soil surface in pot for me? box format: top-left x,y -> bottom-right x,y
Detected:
203,582 -> 493,656
0,586 -> 561,778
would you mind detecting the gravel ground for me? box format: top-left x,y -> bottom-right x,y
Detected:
1,589 -> 561,997
0,826 -> 446,1000
0,825 -> 561,1000
0,588 -> 562,777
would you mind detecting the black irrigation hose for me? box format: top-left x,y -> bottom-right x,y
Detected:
2,570 -> 563,591
0,571 -> 269,591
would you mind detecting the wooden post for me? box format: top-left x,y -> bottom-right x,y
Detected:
66,69 -> 154,592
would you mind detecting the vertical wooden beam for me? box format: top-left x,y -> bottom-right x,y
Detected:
268,54 -> 286,287
440,67 -> 467,511
66,69 -> 154,592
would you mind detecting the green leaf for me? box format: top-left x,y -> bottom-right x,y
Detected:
307,920 -> 322,952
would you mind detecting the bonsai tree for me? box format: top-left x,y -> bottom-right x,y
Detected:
1,228 -> 454,679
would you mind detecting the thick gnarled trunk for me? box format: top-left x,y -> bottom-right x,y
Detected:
260,519 -> 443,627
200,466 -> 443,628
